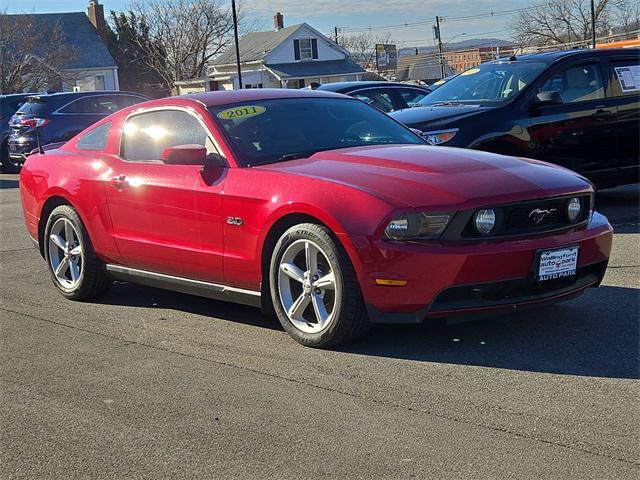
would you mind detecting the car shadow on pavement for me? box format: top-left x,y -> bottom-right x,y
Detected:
342,285 -> 639,379
0,179 -> 19,189
101,281 -> 639,379
596,184 -> 639,233
99,281 -> 282,331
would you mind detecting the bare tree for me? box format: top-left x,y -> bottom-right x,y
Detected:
512,0 -> 612,46
0,12 -> 77,93
124,0 -> 237,91
610,0 -> 640,33
340,32 -> 394,68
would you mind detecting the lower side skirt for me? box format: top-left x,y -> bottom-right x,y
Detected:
105,264 -> 262,308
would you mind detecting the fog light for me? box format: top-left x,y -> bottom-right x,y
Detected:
474,209 -> 496,235
567,197 -> 582,222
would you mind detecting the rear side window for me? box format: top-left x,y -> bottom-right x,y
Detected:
538,63 -> 604,103
15,98 -> 50,116
59,96 -> 120,114
608,60 -> 640,97
353,91 -> 394,112
77,122 -> 111,151
121,109 -> 212,162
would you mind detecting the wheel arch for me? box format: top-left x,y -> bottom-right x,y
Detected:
37,195 -> 73,257
259,212 -> 363,315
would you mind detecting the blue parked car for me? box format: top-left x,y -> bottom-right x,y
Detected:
5,90 -> 148,172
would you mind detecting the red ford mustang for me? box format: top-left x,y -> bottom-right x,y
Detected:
19,89 -> 613,347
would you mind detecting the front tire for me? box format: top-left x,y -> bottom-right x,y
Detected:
44,205 -> 112,300
269,223 -> 369,347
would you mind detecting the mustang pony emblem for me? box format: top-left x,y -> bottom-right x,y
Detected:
529,208 -> 557,224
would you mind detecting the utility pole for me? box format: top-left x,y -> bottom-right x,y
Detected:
231,0 -> 243,89
590,0 -> 596,48
334,26 -> 339,45
434,16 -> 445,78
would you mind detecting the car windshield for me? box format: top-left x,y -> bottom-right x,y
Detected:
417,61 -> 548,107
209,97 -> 424,166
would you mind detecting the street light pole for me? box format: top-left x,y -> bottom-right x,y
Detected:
590,0 -> 596,48
231,0 -> 243,89
434,16 -> 445,79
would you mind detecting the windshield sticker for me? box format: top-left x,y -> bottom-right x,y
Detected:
460,68 -> 480,76
217,105 -> 266,120
614,65 -> 640,92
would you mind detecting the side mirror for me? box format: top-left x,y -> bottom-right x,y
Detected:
534,91 -> 563,107
161,144 -> 207,165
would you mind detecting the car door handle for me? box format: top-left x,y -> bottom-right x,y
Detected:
592,110 -> 612,120
108,174 -> 128,190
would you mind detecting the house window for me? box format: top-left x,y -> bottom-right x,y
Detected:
294,38 -> 318,61
94,75 -> 106,91
244,83 -> 263,89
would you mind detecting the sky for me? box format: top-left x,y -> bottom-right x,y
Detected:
1,0 -> 535,47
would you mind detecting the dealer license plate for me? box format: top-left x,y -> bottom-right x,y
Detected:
537,246 -> 579,281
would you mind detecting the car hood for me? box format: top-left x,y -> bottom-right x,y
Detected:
390,104 -> 490,128
259,145 -> 591,208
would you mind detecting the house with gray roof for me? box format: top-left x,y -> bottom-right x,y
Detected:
206,14 -> 365,91
5,1 -> 118,92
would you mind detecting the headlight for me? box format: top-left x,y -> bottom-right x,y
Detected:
567,197 -> 582,221
384,212 -> 452,240
473,208 -> 496,235
422,128 -> 459,145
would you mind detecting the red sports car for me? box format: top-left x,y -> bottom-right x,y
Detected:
19,89 -> 613,347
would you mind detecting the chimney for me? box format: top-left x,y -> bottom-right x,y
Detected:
88,0 -> 108,43
274,12 -> 284,31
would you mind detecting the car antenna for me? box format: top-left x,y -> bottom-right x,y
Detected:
509,54 -> 517,62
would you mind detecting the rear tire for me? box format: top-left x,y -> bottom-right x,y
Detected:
269,223 -> 369,348
44,205 -> 112,300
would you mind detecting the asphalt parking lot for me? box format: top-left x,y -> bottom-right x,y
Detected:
0,173 -> 638,479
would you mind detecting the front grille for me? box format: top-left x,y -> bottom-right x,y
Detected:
461,194 -> 591,239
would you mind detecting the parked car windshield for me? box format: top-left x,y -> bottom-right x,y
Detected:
209,97 -> 425,166
417,61 -> 548,106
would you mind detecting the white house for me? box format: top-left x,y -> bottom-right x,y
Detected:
207,13 -> 365,90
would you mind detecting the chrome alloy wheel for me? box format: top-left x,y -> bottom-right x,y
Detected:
278,239 -> 339,334
48,218 -> 83,289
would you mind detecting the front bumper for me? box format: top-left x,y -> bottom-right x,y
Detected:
352,212 -> 613,323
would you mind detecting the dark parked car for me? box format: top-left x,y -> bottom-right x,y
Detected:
390,49 -> 640,188
5,91 -> 148,172
1,93 -> 34,172
316,81 -> 431,112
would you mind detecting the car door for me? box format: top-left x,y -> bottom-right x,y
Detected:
104,107 -> 226,283
523,60 -> 617,177
602,55 -> 640,181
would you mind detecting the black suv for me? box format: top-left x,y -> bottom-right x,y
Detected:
1,93 -> 35,171
390,49 -> 640,188
5,91 -> 148,172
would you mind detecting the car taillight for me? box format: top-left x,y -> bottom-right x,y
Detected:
20,117 -> 50,129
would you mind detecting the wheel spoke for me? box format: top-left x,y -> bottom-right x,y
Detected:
288,293 -> 310,320
280,262 -> 305,283
70,245 -> 82,257
69,259 -> 80,282
305,241 -> 318,274
311,293 -> 329,326
50,234 -> 67,251
55,257 -> 69,277
64,220 -> 75,245
314,272 -> 335,290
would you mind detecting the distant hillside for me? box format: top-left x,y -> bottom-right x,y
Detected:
398,38 -> 512,57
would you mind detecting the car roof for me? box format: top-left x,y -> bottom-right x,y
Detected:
24,90 -> 146,101
182,88 -> 348,107
317,81 -> 427,92
488,47 -> 639,65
